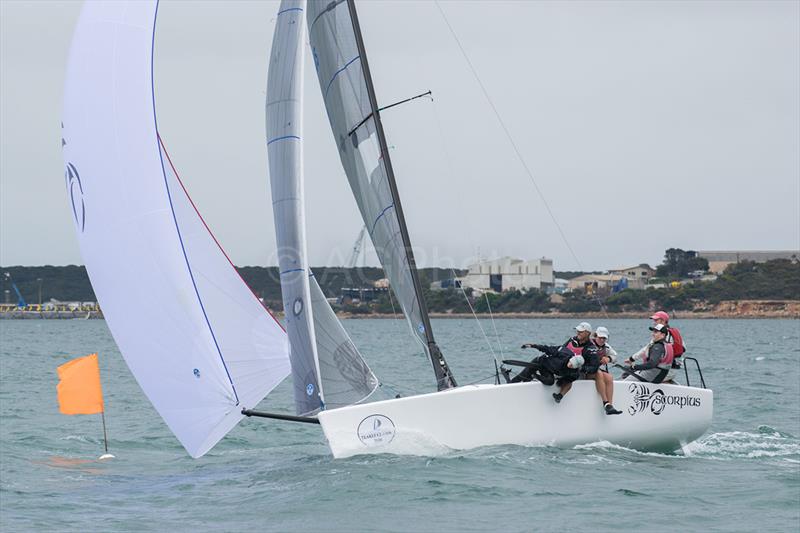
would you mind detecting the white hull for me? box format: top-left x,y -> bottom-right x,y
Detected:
318,381 -> 713,458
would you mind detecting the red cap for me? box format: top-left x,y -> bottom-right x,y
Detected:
650,311 -> 669,322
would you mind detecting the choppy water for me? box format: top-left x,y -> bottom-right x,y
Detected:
1,318 -> 799,532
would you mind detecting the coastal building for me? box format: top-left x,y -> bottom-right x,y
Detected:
457,257 -> 554,293
554,278 -> 570,294
694,250 -> 800,274
567,274 -> 625,295
429,278 -> 462,290
339,286 -> 388,304
607,264 -> 656,289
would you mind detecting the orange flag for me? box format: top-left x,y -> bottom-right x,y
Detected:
57,353 -> 104,415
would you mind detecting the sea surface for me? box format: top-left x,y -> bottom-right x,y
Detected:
1,318 -> 798,532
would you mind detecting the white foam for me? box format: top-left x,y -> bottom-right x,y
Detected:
60,435 -> 92,443
574,440 -> 684,459
686,431 -> 800,459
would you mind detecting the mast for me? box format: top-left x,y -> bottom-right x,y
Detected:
346,0 -> 456,390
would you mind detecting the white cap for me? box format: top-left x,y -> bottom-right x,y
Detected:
568,355 -> 585,369
595,326 -> 609,339
575,322 -> 592,332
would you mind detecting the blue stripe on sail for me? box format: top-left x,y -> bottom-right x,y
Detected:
309,0 -> 347,34
324,56 -> 360,99
149,1 -> 239,404
267,135 -> 301,145
277,7 -> 303,15
280,268 -> 305,276
371,203 -> 395,234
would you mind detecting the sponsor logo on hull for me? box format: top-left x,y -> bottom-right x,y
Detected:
357,415 -> 395,447
628,383 -> 701,416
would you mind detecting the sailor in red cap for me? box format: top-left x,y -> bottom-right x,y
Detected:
651,311 -> 686,381
626,310 -> 686,382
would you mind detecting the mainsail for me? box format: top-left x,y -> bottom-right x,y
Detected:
62,0 -> 290,458
266,0 -> 378,414
306,0 -> 456,389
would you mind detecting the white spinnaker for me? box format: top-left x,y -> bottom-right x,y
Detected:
62,0 -> 289,458
267,0 -> 377,414
306,0 -> 430,353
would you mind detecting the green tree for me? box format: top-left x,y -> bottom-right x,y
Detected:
655,248 -> 709,279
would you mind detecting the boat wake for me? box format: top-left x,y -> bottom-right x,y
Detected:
684,426 -> 800,460
573,440 -> 684,459
570,426 -> 800,462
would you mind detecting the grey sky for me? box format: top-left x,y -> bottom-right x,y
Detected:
1,0 -> 798,271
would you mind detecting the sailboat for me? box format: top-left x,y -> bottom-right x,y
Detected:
62,0 -> 713,460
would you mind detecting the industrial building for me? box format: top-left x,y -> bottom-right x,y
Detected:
456,257 -> 554,293
694,250 -> 799,274
567,274 -> 625,295
607,264 -> 656,289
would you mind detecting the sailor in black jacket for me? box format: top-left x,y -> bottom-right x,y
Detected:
514,322 -> 591,403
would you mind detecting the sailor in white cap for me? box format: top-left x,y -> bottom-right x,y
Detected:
516,321 -> 592,403
583,326 -> 622,415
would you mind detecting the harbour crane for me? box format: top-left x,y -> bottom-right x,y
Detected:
347,226 -> 367,268
3,272 -> 27,308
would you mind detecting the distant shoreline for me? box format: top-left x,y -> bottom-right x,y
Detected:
1,300 -> 796,320
342,312 -> 799,320
339,300 -> 800,320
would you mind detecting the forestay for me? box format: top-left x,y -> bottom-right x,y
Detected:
266,0 -> 377,414
62,0 -> 290,458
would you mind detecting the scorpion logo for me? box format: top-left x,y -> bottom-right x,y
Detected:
627,383 -> 666,416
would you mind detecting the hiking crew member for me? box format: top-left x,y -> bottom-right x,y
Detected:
650,311 -> 686,382
583,327 -> 622,415
624,324 -> 674,383
517,322 -> 591,403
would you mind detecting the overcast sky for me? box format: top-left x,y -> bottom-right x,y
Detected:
1,0 -> 798,271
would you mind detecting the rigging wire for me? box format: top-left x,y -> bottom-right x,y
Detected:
421,89 -> 501,368
420,83 -> 500,368
450,268 -> 499,365
432,1 -> 609,318
483,292 -> 504,359
461,372 -> 507,387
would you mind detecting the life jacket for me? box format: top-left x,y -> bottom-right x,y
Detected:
643,341 -> 674,369
563,337 -> 586,356
593,343 -> 616,363
666,326 -> 685,357
549,338 -> 586,374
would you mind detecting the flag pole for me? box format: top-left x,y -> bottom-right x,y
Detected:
100,410 -> 109,454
